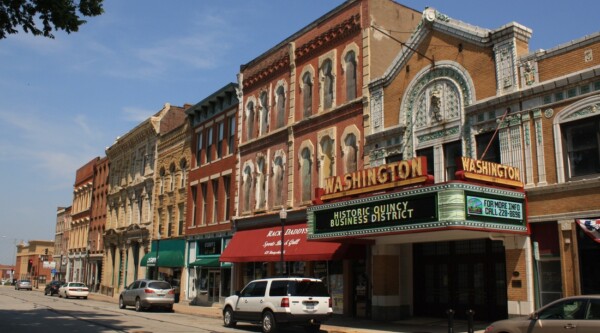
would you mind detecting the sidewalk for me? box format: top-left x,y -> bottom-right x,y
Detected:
86,291 -> 488,333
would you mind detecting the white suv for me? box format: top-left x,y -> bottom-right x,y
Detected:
222,277 -> 332,333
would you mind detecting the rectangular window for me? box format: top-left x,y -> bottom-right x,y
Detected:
191,185 -> 197,227
567,88 -> 577,98
167,206 -> 173,237
207,127 -> 214,163
580,84 -> 591,95
212,179 -> 219,223
157,209 -> 163,237
196,131 -> 203,167
228,116 -> 236,155
223,175 -> 231,221
562,117 -> 600,179
416,147 -> 434,176
444,141 -> 462,181
178,204 -> 184,235
217,122 -> 224,159
201,183 -> 208,225
543,95 -> 552,104
476,131 -> 501,163
554,91 -> 564,101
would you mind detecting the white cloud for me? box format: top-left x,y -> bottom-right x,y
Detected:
121,106 -> 155,122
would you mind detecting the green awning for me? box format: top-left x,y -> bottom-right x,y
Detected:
140,239 -> 185,267
189,257 -> 220,267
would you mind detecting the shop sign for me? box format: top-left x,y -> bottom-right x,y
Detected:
313,193 -> 437,234
317,156 -> 429,201
199,240 -> 220,255
147,257 -> 157,267
465,192 -> 524,225
458,157 -> 523,188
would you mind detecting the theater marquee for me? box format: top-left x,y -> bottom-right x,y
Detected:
307,183 -> 527,240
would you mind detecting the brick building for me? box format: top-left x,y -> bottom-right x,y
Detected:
67,157 -> 98,283
103,103 -> 187,297
15,240 -> 54,287
314,5 -> 600,322
53,206 -> 70,281
142,102 -> 192,301
219,0 -> 421,318
185,83 -> 238,305
88,156 -> 109,292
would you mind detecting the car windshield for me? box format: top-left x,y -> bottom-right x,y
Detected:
288,280 -> 329,297
69,283 -> 85,287
148,281 -> 171,290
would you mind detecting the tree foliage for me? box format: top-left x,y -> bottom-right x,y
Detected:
0,0 -> 104,39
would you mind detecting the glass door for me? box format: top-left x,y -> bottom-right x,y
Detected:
208,271 -> 221,303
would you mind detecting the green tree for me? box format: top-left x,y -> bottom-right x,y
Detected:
0,0 -> 104,39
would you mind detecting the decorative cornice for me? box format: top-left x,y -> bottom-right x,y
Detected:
294,14 -> 361,63
243,53 -> 290,90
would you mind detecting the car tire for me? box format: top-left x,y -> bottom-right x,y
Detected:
44,290 -> 48,296
135,298 -> 143,312
166,304 -> 174,312
83,296 -> 88,300
262,310 -> 278,333
119,297 -> 126,309
223,306 -> 237,328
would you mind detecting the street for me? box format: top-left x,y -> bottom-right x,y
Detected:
0,286 -> 246,333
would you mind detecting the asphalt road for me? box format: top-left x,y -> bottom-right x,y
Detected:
0,286 -> 249,333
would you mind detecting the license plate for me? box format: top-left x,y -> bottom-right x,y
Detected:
306,305 -> 314,310
157,293 -> 165,297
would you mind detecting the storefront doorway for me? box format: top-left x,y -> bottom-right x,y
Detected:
413,239 -> 507,321
207,270 -> 220,304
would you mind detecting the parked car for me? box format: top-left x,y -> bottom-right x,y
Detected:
44,280 -> 62,296
58,282 -> 89,299
222,277 -> 332,333
119,279 -> 175,312
14,279 -> 32,291
485,295 -> 600,333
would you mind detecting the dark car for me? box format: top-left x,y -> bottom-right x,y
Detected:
44,281 -> 62,296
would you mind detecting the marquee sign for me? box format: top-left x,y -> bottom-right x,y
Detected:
465,191 -> 525,226
317,156 -> 430,201
458,157 -> 523,188
312,192 -> 438,234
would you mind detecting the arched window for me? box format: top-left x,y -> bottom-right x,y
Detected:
273,156 -> 284,207
321,59 -> 334,109
243,165 -> 252,212
259,92 -> 269,136
300,147 -> 312,202
319,136 -> 334,187
344,133 -> 358,173
345,51 -> 357,100
256,157 -> 266,209
246,101 -> 255,141
276,86 -> 286,129
302,72 -> 313,118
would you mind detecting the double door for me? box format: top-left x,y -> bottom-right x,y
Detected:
413,239 -> 507,321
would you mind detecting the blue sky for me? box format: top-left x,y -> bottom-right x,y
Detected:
1,0 -> 598,265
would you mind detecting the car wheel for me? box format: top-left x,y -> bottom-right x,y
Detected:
262,310 -> 278,333
83,296 -> 88,300
44,290 -> 48,295
119,296 -> 126,309
135,298 -> 143,312
166,304 -> 173,312
223,306 -> 237,327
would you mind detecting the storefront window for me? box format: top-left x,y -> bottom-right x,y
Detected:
243,262 -> 268,287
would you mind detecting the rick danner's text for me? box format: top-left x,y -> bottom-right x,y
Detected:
330,202 -> 414,227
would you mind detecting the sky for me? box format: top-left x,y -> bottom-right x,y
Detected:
1,0 -> 598,266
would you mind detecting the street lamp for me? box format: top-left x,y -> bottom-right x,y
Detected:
279,208 -> 287,275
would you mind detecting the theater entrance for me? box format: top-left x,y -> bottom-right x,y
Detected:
413,239 -> 508,321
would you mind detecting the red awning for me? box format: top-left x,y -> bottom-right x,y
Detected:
220,224 -> 346,262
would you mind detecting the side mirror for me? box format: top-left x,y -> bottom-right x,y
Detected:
529,312 -> 539,320
235,290 -> 241,296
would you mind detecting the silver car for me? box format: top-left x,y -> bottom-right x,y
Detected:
15,279 -> 32,290
485,295 -> 600,333
119,279 -> 174,312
